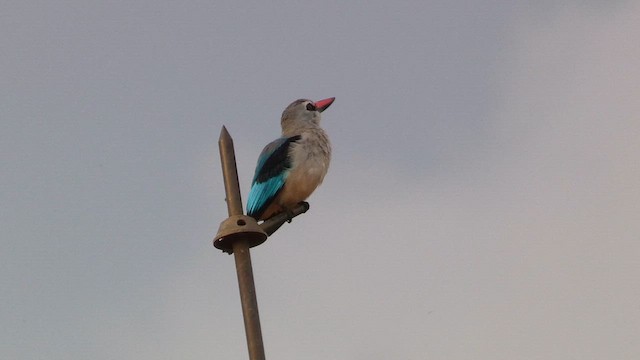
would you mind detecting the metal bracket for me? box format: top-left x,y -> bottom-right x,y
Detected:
214,215 -> 267,254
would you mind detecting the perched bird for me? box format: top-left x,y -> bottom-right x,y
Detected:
246,97 -> 335,221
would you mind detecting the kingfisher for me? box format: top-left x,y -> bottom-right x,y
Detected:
246,97 -> 335,221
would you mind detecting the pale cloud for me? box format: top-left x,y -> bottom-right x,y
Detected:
3,2 -> 639,360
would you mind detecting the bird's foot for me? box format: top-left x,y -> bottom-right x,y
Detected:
284,208 -> 295,223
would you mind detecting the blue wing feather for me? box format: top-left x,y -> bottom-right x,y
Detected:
247,175 -> 286,217
246,135 -> 301,218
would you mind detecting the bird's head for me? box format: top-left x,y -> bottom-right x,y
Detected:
281,97 -> 335,132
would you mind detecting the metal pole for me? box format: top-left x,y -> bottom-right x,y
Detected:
232,239 -> 264,360
218,126 -> 266,360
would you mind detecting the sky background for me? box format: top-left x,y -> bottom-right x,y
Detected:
2,1 -> 639,359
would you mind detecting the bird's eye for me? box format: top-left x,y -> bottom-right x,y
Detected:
306,103 -> 317,111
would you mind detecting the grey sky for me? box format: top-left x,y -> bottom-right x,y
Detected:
2,1 -> 639,359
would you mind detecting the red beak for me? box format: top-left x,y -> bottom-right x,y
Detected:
315,97 -> 335,113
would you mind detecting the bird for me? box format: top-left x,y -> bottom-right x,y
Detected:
246,97 -> 335,221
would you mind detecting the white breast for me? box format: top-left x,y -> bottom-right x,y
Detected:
277,131 -> 331,207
